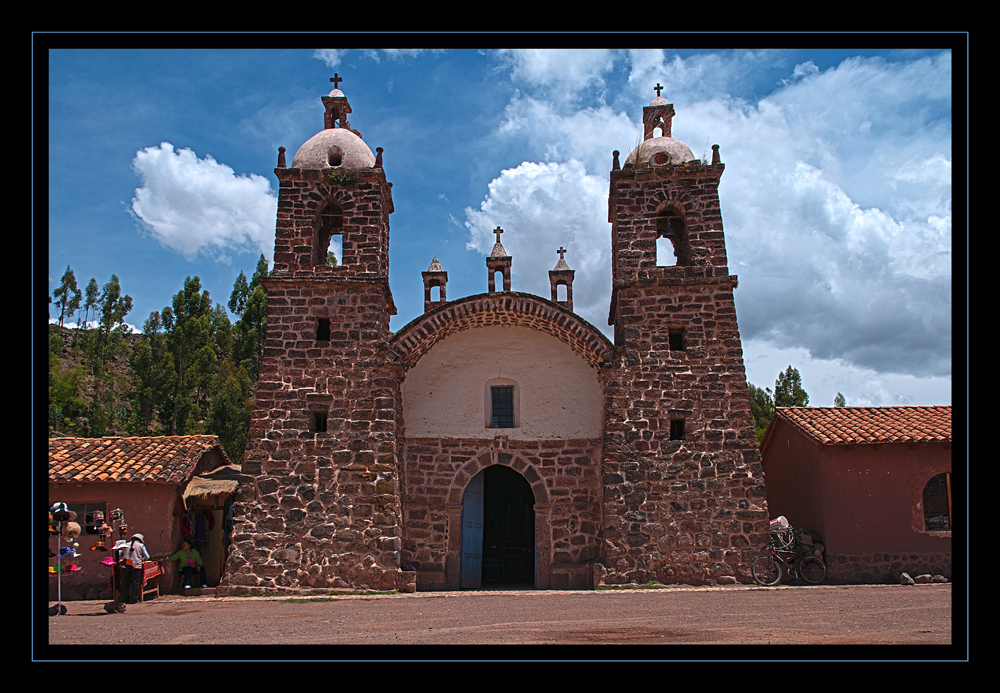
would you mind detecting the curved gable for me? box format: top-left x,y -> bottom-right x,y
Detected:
390,292 -> 615,370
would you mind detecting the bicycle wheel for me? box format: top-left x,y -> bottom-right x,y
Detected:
751,556 -> 783,586
796,556 -> 826,584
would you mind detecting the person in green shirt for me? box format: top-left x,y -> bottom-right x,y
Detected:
166,540 -> 208,588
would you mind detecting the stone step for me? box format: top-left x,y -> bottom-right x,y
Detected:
182,586 -> 213,596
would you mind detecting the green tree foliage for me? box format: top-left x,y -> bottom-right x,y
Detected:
81,278 -> 100,329
748,383 -> 775,443
747,366 -> 811,443
773,365 -> 809,408
93,274 -> 133,374
209,361 -> 253,464
161,276 -> 217,435
52,266 -> 81,330
230,255 -> 269,384
228,270 -> 251,317
47,259 -> 268,465
126,311 -> 173,435
49,351 -> 91,434
834,392 -> 846,407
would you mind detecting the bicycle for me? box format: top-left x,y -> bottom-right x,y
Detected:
751,545 -> 827,586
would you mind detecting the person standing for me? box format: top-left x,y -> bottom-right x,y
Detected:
121,533 -> 149,604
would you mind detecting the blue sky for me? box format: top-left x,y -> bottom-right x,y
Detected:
42,42 -> 958,408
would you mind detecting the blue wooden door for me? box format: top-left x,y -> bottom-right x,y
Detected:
460,471 -> 484,588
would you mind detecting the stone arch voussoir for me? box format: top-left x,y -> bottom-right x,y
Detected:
390,292 -> 614,370
446,452 -> 550,507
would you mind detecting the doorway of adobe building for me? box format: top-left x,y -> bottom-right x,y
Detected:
461,465 -> 536,589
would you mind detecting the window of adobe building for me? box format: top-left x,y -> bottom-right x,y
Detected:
64,502 -> 109,535
922,472 -> 951,532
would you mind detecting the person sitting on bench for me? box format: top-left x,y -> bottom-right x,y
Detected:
166,540 -> 208,588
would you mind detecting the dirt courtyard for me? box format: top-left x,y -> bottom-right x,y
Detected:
40,583 -> 959,660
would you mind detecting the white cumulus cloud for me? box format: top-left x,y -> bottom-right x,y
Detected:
465,160 -> 612,332
471,49 -> 952,386
129,142 -> 277,264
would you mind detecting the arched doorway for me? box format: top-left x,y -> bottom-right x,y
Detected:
461,465 -> 535,589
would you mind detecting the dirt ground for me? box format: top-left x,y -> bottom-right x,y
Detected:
40,583 -> 960,660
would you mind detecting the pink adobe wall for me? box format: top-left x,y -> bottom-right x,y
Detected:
762,426 -> 952,583
48,483 -> 181,600
817,443 -> 952,557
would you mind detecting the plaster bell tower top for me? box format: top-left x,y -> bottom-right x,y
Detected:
290,73 -> 378,170
623,83 -> 697,168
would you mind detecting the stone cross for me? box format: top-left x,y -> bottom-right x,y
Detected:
557,246 -> 566,260
493,226 -> 504,244
331,73 -> 343,89
654,83 -> 664,97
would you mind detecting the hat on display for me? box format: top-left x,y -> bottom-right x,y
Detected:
62,522 -> 81,541
50,503 -> 76,522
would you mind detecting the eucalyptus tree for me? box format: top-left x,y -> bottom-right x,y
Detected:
52,266 -> 81,329
161,276 -> 216,435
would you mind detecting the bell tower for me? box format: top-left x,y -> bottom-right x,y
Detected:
600,87 -> 769,586
221,77 -> 409,595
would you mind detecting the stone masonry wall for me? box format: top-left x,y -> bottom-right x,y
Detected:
609,164 -> 730,289
826,551 -> 952,584
272,167 -> 393,278
400,437 -> 603,590
600,162 -> 770,587
600,283 -> 769,586
219,277 -> 408,594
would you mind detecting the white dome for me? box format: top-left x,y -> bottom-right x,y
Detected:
290,128 -> 375,170
624,136 -> 697,168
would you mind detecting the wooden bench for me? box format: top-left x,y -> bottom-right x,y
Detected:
140,560 -> 164,601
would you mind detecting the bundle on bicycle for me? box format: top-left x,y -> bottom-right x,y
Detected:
752,517 -> 827,586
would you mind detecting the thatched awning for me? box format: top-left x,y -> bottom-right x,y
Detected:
183,464 -> 243,509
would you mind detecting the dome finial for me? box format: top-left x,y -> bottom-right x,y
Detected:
654,82 -> 664,98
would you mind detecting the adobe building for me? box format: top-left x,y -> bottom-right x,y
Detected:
759,406 -> 952,583
48,435 -> 234,600
219,77 -> 769,594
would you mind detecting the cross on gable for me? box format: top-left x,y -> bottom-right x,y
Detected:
654,83 -> 664,97
557,246 -> 566,259
493,226 -> 504,244
331,73 -> 343,89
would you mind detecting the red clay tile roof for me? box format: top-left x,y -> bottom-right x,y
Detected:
49,435 -> 230,484
765,406 -> 952,448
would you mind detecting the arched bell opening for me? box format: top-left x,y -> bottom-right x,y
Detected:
655,206 -> 689,267
313,201 -> 343,267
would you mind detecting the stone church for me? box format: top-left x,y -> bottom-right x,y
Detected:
219,77 -> 769,594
